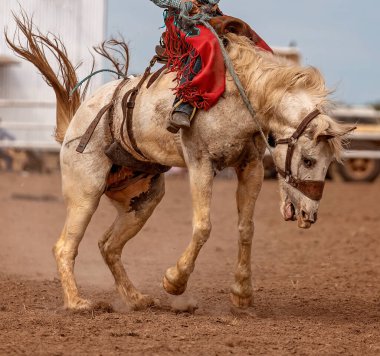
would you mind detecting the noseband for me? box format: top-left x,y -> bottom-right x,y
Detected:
275,109 -> 325,201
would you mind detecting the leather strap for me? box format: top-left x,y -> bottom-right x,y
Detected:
76,78 -> 130,153
76,102 -> 113,153
146,66 -> 167,89
118,56 -> 161,162
276,109 -> 321,176
107,78 -> 131,140
276,167 -> 325,201
289,108 -> 321,141
120,88 -> 148,161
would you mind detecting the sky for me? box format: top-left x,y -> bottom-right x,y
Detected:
108,0 -> 380,106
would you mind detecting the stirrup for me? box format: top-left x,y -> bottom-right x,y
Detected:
166,100 -> 197,133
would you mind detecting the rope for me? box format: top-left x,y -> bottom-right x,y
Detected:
69,69 -> 127,97
200,20 -> 275,159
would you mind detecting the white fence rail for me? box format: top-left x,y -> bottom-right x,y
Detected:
0,140 -> 60,151
0,100 -> 56,108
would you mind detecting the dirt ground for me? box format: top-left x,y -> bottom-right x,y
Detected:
0,172 -> 379,355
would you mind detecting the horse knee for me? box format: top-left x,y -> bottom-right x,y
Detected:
238,221 -> 254,242
193,220 -> 212,245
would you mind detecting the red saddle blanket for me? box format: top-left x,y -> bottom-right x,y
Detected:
163,15 -> 272,110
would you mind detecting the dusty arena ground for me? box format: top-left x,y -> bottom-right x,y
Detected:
0,172 -> 379,355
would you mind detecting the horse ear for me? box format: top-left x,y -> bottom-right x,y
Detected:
317,126 -> 356,142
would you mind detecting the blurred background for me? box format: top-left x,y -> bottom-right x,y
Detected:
0,0 -> 379,180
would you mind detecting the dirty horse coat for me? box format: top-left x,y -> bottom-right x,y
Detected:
6,12 -> 353,312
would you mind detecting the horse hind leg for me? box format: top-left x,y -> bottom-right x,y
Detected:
99,174 -> 165,310
53,143 -> 111,310
53,183 -> 103,310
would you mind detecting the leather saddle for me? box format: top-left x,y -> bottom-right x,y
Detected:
208,16 -> 261,43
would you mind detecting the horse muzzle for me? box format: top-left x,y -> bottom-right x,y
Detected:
283,198 -> 319,229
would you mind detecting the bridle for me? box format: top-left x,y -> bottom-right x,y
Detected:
274,108 -> 325,201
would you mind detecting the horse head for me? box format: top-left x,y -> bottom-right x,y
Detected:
272,109 -> 354,228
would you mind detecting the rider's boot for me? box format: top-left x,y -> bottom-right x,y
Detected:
166,101 -> 195,134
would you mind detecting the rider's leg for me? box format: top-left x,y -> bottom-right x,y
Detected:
166,54 -> 201,133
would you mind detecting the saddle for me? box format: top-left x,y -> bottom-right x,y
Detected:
209,16 -> 262,44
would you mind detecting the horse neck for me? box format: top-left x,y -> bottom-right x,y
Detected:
239,67 -> 319,140
228,42 -> 325,139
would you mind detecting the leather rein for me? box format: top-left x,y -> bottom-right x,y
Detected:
274,108 -> 325,201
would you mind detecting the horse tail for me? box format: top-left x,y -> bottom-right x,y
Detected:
5,12 -> 82,144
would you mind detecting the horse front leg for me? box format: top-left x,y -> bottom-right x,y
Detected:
230,159 -> 264,308
163,160 -> 214,295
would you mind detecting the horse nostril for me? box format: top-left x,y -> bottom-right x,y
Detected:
313,212 -> 318,223
301,210 -> 308,220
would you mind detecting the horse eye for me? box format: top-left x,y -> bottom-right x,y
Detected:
268,133 -> 276,148
302,157 -> 315,168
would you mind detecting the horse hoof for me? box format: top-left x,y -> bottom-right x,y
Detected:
230,293 -> 253,309
66,297 -> 93,311
163,276 -> 187,296
131,294 -> 158,311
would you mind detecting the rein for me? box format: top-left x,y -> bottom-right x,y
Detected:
69,69 -> 127,98
202,20 -> 325,201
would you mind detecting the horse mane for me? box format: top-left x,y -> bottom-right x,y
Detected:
226,33 -> 329,114
226,33 -> 345,160
307,116 -> 349,162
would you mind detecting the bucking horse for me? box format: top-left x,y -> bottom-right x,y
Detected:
6,14 -> 353,311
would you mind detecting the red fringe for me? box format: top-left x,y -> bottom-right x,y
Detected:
163,16 -> 226,110
163,19 -> 207,107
